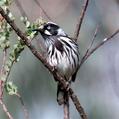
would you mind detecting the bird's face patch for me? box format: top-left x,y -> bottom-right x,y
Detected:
33,22 -> 67,37
43,22 -> 59,36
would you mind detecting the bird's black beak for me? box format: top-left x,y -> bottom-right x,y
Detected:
32,29 -> 39,32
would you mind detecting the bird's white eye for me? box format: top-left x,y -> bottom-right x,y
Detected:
44,30 -> 51,35
47,26 -> 51,30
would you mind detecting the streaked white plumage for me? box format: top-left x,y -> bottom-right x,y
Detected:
46,36 -> 79,80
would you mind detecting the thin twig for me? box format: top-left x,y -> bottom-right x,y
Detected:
64,93 -> 70,119
64,103 -> 70,119
0,49 -> 7,98
79,29 -> 119,68
74,0 -> 89,40
0,49 -> 7,76
34,0 -> 52,21
16,93 -> 29,119
0,80 -> 4,99
0,99 -> 14,119
80,25 -> 99,68
0,7 -> 87,119
85,25 -> 99,56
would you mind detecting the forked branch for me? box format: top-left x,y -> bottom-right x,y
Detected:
79,29 -> 119,68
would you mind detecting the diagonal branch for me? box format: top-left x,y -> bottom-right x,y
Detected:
16,93 -> 29,119
0,7 -> 87,119
84,25 -> 99,56
0,99 -> 14,119
69,88 -> 87,119
0,49 -> 7,98
0,49 -> 7,78
74,0 -> 89,41
79,25 -> 99,68
79,29 -> 119,68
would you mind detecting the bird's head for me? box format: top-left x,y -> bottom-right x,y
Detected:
33,22 -> 67,37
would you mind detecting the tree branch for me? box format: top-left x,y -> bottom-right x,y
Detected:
69,88 -> 87,119
0,99 -> 14,119
0,49 -> 7,78
79,25 -> 99,68
85,25 -> 99,56
16,93 -> 29,119
0,49 -> 7,98
0,80 -> 4,99
0,7 -> 87,119
74,0 -> 89,41
64,93 -> 70,119
79,29 -> 119,68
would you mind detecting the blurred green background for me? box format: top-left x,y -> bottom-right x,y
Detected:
1,0 -> 119,119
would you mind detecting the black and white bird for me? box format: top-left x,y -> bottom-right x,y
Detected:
33,22 -> 79,105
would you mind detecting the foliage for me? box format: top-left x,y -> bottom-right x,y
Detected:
4,81 -> 17,95
0,0 -> 45,96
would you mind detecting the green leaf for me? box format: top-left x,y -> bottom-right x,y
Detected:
5,81 -> 18,95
